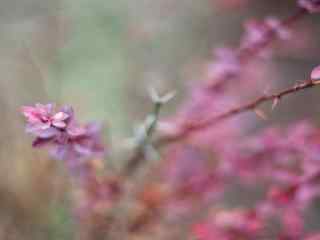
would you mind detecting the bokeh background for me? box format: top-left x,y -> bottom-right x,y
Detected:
1,0 -> 320,239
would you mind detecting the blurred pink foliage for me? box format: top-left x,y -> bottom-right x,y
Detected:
298,0 -> 320,13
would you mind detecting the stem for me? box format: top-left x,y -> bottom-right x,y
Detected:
159,79 -> 320,143
123,102 -> 163,176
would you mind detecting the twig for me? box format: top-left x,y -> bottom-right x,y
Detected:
123,89 -> 175,176
158,79 -> 320,143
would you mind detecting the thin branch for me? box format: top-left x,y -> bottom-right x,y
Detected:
123,90 -> 175,176
123,110 -> 160,177
158,79 -> 320,144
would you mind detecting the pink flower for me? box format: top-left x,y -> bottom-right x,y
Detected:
305,234 -> 320,240
280,210 -> 304,239
52,123 -> 105,164
268,184 -> 300,206
207,48 -> 241,80
240,17 -> 291,56
21,103 -> 105,168
298,0 -> 320,13
21,103 -> 70,139
311,65 -> 320,79
193,209 -> 264,240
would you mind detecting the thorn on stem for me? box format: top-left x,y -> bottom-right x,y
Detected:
271,97 -> 280,110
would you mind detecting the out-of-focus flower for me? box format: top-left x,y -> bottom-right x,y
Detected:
207,48 -> 241,80
52,123 -> 105,170
193,209 -> 264,240
305,234 -> 320,240
311,65 -> 320,79
298,0 -> 320,13
240,17 -> 291,56
75,174 -> 121,220
280,209 -> 304,239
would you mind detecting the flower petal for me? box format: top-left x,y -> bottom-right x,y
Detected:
53,112 -> 69,121
32,137 -> 54,147
37,127 -> 60,138
311,65 -> 320,80
67,124 -> 86,137
52,120 -> 67,129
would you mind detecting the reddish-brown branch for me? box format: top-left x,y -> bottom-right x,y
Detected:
160,79 -> 320,143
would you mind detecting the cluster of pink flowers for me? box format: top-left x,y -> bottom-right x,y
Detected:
205,17 -> 289,87
193,209 -> 265,240
240,17 -> 291,55
193,208 -> 320,240
21,104 -> 119,233
190,122 -> 320,239
22,103 -> 104,170
20,0 -> 320,239
298,0 -> 320,13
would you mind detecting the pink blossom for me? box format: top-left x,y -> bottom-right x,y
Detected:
298,0 -> 320,13
207,48 -> 241,80
305,234 -> 320,240
21,103 -> 69,138
311,65 -> 320,79
51,123 -> 105,166
21,103 -> 105,167
193,209 -> 264,240
281,210 -> 304,239
240,17 -> 291,56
